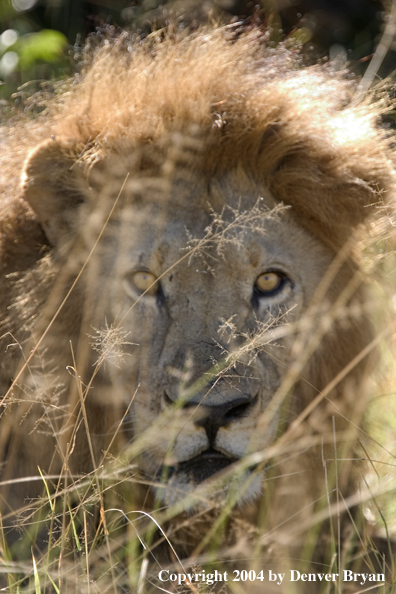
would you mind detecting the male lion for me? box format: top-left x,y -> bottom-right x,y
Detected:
0,25 -> 394,590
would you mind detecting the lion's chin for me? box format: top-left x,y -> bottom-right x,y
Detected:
153,449 -> 263,510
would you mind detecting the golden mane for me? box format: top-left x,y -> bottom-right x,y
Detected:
50,27 -> 396,251
1,26 -> 394,261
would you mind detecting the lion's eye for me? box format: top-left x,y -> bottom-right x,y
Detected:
130,271 -> 159,295
254,271 -> 284,296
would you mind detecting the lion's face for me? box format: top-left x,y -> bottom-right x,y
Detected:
101,174 -> 334,508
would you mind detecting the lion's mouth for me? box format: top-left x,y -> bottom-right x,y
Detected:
162,448 -> 238,485
153,449 -> 264,507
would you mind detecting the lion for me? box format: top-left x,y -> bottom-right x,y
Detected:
0,25 -> 394,590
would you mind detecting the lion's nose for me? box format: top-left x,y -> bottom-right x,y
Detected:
164,389 -> 258,444
194,396 -> 258,443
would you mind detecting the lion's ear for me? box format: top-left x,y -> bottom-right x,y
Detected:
22,138 -> 87,246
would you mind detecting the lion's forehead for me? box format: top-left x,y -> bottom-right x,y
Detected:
113,196 -> 331,284
102,195 -> 336,356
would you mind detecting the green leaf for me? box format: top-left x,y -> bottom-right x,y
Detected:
32,552 -> 41,594
16,29 -> 67,69
46,574 -> 60,594
289,27 -> 312,46
37,466 -> 54,512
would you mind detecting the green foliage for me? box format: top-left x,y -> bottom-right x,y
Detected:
14,29 -> 67,70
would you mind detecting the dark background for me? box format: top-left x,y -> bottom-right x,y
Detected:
0,0 -> 393,102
